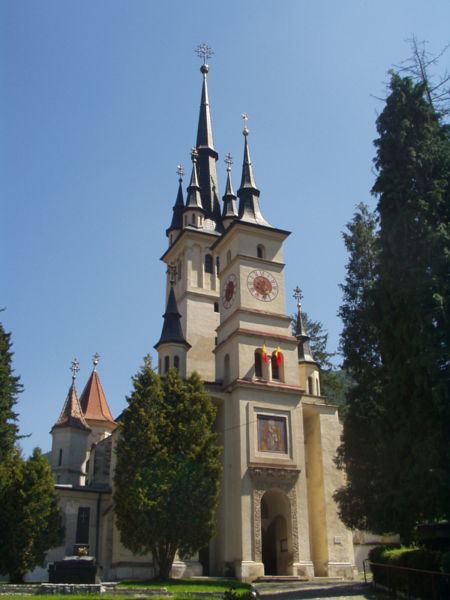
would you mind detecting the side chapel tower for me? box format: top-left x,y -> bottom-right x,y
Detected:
156,48 -> 355,581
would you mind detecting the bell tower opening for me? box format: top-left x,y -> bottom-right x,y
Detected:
261,489 -> 293,576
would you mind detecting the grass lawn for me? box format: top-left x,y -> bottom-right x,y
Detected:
118,577 -> 252,595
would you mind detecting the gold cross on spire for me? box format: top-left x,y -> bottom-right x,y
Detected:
225,153 -> 233,172
176,164 -> 184,181
293,286 -> 303,307
195,43 -> 214,65
70,358 -> 80,381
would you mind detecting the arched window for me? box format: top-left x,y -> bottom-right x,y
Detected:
226,250 -> 232,265
308,376 -> 314,395
257,244 -> 266,259
174,355 -> 180,371
205,253 -> 213,274
224,354 -> 230,384
255,349 -> 263,378
164,356 -> 170,374
271,353 -> 280,380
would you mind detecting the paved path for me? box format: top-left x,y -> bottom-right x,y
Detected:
254,581 -> 386,600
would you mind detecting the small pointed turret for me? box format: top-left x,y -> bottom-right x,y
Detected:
237,117 -> 271,227
166,165 -> 185,241
155,265 -> 191,378
185,149 -> 204,212
293,289 -> 316,364
222,153 -> 238,228
155,277 -> 191,350
79,354 -> 115,426
53,359 -> 90,432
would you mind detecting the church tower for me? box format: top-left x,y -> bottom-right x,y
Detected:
155,50 -> 356,582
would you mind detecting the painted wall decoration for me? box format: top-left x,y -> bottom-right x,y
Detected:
257,415 -> 287,453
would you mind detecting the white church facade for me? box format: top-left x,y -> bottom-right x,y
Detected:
46,56 -> 356,582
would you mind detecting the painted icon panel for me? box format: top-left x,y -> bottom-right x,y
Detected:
257,415 -> 287,454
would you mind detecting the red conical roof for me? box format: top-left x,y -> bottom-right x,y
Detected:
79,369 -> 115,423
53,382 -> 91,431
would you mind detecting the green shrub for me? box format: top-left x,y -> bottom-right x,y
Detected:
369,545 -> 445,599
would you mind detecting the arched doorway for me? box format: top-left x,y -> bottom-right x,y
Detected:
261,490 -> 292,575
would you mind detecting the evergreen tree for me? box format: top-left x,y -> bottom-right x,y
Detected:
372,74 -> 450,539
0,448 -> 64,582
0,321 -> 22,462
114,357 -> 222,579
334,203 -> 384,531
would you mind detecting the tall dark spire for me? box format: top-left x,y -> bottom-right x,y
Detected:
237,117 -> 271,227
222,153 -> 238,222
166,165 -> 185,237
193,46 -> 221,229
154,270 -> 191,350
293,287 -> 316,364
185,149 -> 204,211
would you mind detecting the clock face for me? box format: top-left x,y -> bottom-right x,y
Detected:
247,270 -> 279,302
222,273 -> 237,309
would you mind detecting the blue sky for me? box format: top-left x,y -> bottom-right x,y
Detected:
2,0 -> 449,456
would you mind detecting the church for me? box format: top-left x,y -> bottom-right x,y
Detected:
46,50 -> 356,582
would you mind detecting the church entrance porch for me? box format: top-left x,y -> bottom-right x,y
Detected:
261,490 -> 292,576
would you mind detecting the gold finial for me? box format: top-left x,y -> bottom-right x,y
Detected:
195,43 -> 213,72
225,153 -> 233,172
241,113 -> 249,136
176,164 -> 185,181
92,353 -> 100,371
70,358 -> 80,381
293,286 -> 303,308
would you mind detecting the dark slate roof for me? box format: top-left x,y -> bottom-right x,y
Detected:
154,286 -> 191,350
185,156 -> 204,211
222,169 -> 238,220
166,178 -> 185,235
237,130 -> 271,227
296,304 -> 316,364
194,65 -> 222,229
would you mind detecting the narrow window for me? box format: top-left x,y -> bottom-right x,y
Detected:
216,256 -> 220,275
308,376 -> 314,395
214,301 -> 219,313
257,244 -> 266,259
316,377 -> 320,396
226,250 -> 232,265
174,355 -> 180,371
75,507 -> 90,544
184,216 -> 187,226
255,350 -> 263,378
164,356 -> 170,374
177,260 -> 182,281
205,254 -> 213,274
58,448 -> 63,466
192,213 -> 195,225
224,354 -> 230,384
271,353 -> 280,380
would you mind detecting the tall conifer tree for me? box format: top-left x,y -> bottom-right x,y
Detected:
334,203 -> 383,531
372,74 -> 450,538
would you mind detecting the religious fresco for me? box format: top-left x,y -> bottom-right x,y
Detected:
257,415 -> 287,453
